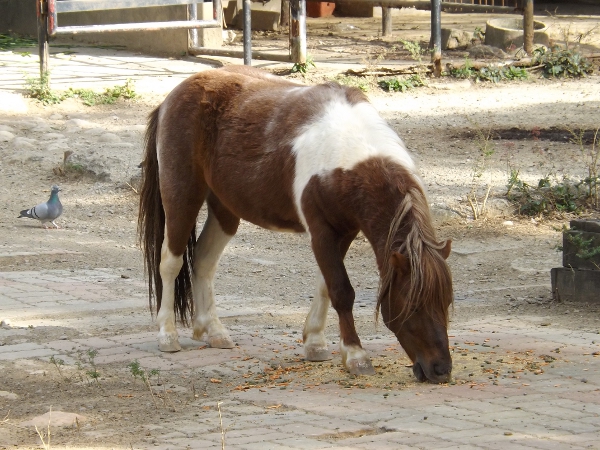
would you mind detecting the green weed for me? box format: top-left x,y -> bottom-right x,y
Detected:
66,79 -> 137,106
467,124 -> 496,220
378,74 -> 425,92
506,127 -> 600,216
25,72 -> 64,105
26,73 -> 137,106
449,59 -> 528,82
532,46 -> 593,78
291,56 -> 316,75
0,34 -> 36,51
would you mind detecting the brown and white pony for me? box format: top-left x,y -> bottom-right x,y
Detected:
139,66 -> 454,383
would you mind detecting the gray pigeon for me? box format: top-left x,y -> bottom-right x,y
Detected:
18,185 -> 63,228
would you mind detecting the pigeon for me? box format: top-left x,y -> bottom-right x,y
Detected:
18,185 -> 63,229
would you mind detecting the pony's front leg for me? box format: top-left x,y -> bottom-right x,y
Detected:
303,274 -> 333,361
310,231 -> 375,376
192,207 -> 238,348
157,240 -> 183,352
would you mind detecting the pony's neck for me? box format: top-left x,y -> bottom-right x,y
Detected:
358,176 -> 430,273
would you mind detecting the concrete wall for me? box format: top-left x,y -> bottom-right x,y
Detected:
0,0 -> 37,36
0,0 -> 198,55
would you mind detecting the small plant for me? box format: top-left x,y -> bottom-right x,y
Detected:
568,127 -> 600,208
127,360 -> 160,408
25,72 -> 64,105
565,229 -> 600,263
291,56 -> 316,75
379,74 -> 425,92
49,355 -> 66,379
532,47 -> 593,78
399,40 -> 426,67
466,123 -> 496,220
74,348 -> 101,386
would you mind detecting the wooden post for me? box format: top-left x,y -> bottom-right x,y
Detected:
37,0 -> 50,78
382,5 -> 392,37
281,0 -> 290,27
523,0 -> 534,55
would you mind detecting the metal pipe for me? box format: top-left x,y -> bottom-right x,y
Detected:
430,0 -> 442,77
52,19 -> 221,35
243,0 -> 252,65
188,2 -> 199,50
189,46 -> 292,61
290,0 -> 306,64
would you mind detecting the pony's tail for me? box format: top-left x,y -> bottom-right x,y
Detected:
138,107 -> 196,324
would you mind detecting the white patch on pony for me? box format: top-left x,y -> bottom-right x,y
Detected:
291,99 -> 416,227
157,228 -> 183,352
191,211 -> 234,348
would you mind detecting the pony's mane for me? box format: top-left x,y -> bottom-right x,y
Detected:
377,187 -> 453,325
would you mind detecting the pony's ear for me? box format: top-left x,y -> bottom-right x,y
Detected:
440,240 -> 452,260
389,251 -> 409,275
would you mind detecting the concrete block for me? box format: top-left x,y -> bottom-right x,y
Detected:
196,1 -> 222,48
551,267 -> 600,303
570,218 -> 600,233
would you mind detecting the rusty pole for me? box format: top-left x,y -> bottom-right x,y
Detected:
290,0 -> 306,64
430,0 -> 442,77
523,0 -> 534,55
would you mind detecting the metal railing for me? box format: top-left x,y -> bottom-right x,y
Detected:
36,0 -> 223,76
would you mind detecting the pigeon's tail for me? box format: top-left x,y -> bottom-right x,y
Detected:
18,208 -> 34,219
138,106 -> 195,325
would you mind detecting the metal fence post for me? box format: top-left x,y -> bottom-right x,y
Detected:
243,0 -> 252,65
430,0 -> 442,77
290,0 -> 306,64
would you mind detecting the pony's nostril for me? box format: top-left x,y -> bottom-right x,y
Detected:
434,362 -> 452,377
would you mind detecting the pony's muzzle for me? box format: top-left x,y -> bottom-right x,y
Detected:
413,359 -> 452,383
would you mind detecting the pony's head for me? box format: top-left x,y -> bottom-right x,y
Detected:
376,188 -> 454,383
379,237 -> 453,383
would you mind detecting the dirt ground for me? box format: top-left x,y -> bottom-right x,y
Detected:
1,6 -> 600,448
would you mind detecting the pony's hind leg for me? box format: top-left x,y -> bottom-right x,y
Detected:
192,195 -> 240,348
157,233 -> 185,352
303,273 -> 332,361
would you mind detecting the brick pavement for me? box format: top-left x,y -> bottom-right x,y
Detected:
0,268 -> 598,449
